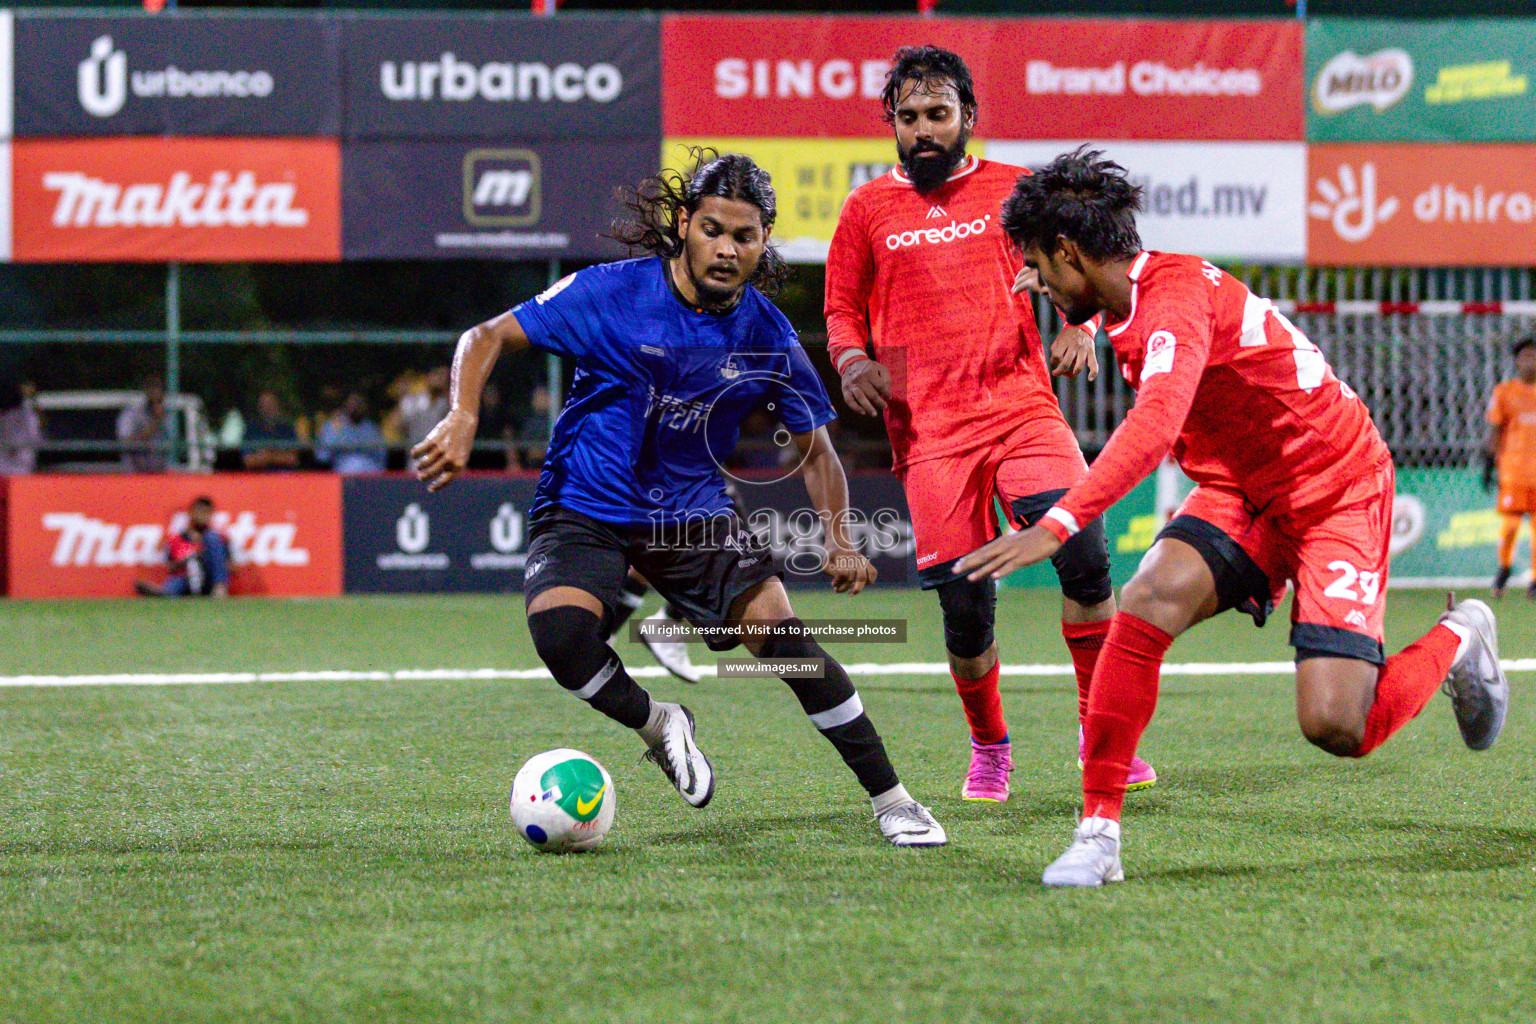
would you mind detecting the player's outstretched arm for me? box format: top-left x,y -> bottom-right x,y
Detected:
792,427 -> 876,595
412,310 -> 531,492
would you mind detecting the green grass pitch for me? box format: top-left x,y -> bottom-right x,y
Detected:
2,588 -> 1533,1023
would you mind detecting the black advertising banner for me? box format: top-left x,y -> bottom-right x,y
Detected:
12,13 -> 339,137
343,476 -> 541,594
342,140 -> 651,259
342,473 -> 916,594
341,13 -> 660,140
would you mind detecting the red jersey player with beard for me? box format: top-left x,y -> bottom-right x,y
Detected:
825,47 -> 1157,803
959,148 -> 1508,887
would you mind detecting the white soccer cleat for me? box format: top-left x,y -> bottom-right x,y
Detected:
1439,596 -> 1510,751
876,801 -> 948,847
641,702 -> 715,808
640,607 -> 705,684
1042,816 -> 1125,888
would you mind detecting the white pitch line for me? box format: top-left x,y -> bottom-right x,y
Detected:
4,660 -> 1536,689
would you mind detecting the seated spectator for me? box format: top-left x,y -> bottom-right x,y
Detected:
118,376 -> 171,473
0,381 -> 42,475
134,496 -> 230,598
399,366 -> 451,452
243,389 -> 301,471
316,391 -> 386,474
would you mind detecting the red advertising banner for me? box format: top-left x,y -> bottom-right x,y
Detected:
1308,144 -> 1536,266
662,15 -> 1303,141
9,138 -> 341,262
5,474 -> 343,599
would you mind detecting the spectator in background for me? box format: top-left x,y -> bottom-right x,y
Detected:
475,380 -> 516,470
118,376 -> 169,473
134,495 -> 230,598
399,366 -> 451,452
1486,333 -> 1536,598
317,391 -> 386,474
243,389 -> 301,472
0,380 -> 42,475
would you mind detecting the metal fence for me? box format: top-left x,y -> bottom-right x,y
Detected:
1045,266 -> 1536,468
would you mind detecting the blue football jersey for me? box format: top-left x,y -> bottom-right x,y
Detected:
512,257 -> 836,527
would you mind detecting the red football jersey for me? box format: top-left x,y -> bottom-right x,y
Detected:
825,156 -> 1069,469
1041,252 -> 1392,541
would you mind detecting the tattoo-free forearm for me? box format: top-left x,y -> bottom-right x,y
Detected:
802,447 -> 855,552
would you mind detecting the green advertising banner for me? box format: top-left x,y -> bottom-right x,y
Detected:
1007,467 -> 1507,592
1307,19 -> 1536,141
1391,467 -> 1518,586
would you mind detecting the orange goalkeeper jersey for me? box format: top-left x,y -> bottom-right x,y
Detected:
1040,252 -> 1392,542
1488,378 -> 1536,488
824,156 -> 1070,470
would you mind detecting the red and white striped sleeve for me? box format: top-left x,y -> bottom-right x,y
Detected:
824,190 -> 876,375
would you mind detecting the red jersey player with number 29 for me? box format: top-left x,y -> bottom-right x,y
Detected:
958,148 -> 1510,888
826,47 -> 1157,803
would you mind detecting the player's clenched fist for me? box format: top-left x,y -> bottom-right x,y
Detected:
840,358 -> 892,416
411,409 -> 477,492
824,547 -> 877,595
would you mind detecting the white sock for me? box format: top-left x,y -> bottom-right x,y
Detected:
1080,815 -> 1121,841
637,700 -> 669,745
1441,620 -> 1473,663
871,783 -> 912,816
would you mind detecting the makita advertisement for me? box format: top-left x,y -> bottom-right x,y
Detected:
4,475 -> 343,599
341,13 -> 660,140
341,140 -> 650,259
9,137 -> 341,262
11,12 -> 339,137
663,15 -> 1303,141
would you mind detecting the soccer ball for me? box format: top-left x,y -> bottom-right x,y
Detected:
509,748 -> 616,853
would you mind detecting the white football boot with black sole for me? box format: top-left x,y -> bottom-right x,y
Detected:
642,702 -> 715,807
875,801 -> 947,847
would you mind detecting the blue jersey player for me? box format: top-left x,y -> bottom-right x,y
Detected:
412,152 -> 946,847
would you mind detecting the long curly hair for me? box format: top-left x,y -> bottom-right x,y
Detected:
608,148 -> 791,297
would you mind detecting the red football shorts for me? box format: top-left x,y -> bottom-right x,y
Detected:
1171,461 -> 1395,660
900,414 -> 1088,586
1498,484 -> 1536,515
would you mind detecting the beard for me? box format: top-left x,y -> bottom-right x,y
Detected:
682,246 -> 748,308
899,130 -> 971,194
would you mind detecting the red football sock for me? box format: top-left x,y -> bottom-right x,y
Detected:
1082,613 -> 1171,822
1062,619 -> 1112,725
1353,624 -> 1461,757
953,661 -> 1007,745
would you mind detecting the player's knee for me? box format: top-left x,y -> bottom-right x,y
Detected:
1118,560 -> 1203,623
1296,700 -> 1366,757
1051,519 -> 1114,606
527,606 -> 608,690
936,577 -> 996,659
